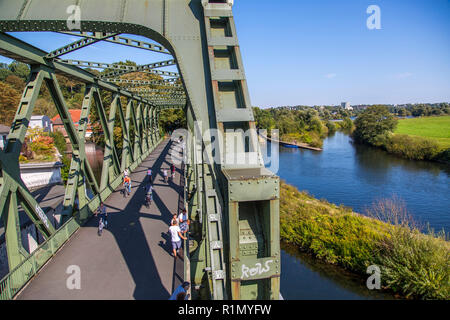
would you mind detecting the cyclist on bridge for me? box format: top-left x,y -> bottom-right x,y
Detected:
123,175 -> 131,197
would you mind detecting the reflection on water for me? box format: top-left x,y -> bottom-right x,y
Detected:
85,142 -> 104,185
281,244 -> 396,300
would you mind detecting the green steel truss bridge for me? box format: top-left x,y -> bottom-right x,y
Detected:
0,0 -> 280,300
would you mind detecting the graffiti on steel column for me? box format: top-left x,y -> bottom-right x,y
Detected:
241,260 -> 274,279
35,204 -> 50,229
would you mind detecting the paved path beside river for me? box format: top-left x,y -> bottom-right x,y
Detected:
16,139 -> 185,299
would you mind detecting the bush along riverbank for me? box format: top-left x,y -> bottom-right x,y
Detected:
279,181 -> 450,300
353,106 -> 450,164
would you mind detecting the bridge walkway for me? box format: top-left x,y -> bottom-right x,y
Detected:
16,138 -> 185,299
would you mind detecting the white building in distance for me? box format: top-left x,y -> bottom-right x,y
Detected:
341,102 -> 353,111
29,115 -> 52,132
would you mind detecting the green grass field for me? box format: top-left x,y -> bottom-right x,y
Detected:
395,116 -> 450,149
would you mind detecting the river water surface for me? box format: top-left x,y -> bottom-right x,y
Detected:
263,131 -> 450,300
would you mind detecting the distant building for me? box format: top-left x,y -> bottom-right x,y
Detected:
51,110 -> 93,140
341,102 -> 353,111
0,125 -> 9,150
29,115 -> 52,132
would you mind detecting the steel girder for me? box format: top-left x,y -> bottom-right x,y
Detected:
46,32 -> 118,58
99,68 -> 179,80
58,58 -> 179,78
59,31 -> 171,55
0,0 -> 280,301
59,58 -> 176,71
104,78 -> 181,87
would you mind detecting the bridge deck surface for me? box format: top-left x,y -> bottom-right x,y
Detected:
16,139 -> 185,300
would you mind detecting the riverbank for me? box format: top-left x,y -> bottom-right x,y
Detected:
279,181 -> 450,300
262,134 -> 322,151
354,114 -> 450,164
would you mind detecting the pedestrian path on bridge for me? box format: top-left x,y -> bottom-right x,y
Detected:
16,139 -> 185,299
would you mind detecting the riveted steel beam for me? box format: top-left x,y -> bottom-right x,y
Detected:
59,31 -> 171,55
104,78 -> 181,87
59,59 -> 177,71
127,88 -> 184,94
46,32 -> 118,58
100,68 -> 179,79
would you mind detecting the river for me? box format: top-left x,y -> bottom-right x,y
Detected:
263,131 -> 450,300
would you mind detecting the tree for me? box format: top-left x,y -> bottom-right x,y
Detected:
353,105 -> 397,145
9,61 -> 30,80
0,81 -> 21,126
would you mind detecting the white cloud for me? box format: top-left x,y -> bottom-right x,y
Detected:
324,73 -> 337,79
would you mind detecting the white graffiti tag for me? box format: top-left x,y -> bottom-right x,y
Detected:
241,260 -> 274,279
35,204 -> 50,229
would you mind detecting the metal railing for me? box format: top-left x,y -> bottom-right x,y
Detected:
0,213 -> 80,300
182,148 -> 191,300
0,138 -> 163,300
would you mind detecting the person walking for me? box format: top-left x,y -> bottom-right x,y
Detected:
170,213 -> 178,227
95,202 -> 108,235
170,163 -> 176,180
169,220 -> 187,259
147,167 -> 152,183
178,208 -> 189,236
145,183 -> 153,207
169,282 -> 190,300
124,167 -> 129,178
163,168 -> 168,183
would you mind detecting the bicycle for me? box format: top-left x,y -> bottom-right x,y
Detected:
145,193 -> 152,208
123,183 -> 130,198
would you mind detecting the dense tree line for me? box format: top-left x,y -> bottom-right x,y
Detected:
253,107 -> 332,148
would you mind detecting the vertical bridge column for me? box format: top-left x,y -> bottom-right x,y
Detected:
202,0 -> 281,300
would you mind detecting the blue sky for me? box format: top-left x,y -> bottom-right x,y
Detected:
1,0 -> 449,107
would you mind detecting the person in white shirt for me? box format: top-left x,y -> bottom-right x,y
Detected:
178,208 -> 189,235
169,220 -> 187,259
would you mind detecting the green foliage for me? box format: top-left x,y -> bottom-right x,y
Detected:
50,131 -> 67,155
280,181 -> 450,299
339,117 -> 354,131
353,105 -> 398,145
159,109 -> 186,133
378,227 -> 449,300
8,61 -> 30,80
394,116 -> 450,149
60,155 -> 71,182
325,120 -> 337,134
384,134 -> 441,161
50,131 -> 70,183
253,107 -> 329,147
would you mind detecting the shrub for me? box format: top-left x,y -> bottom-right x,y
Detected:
326,121 -> 337,134
50,131 -> 67,155
378,227 -> 449,299
29,135 -> 55,155
384,134 -> 441,161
